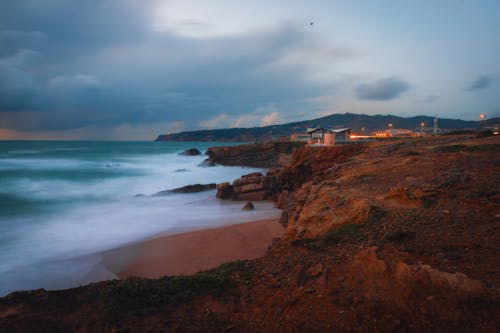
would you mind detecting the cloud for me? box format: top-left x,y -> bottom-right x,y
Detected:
0,1 -> 356,138
413,94 -> 439,104
47,74 -> 101,88
198,114 -> 233,129
355,77 -> 410,101
261,112 -> 282,126
466,76 -> 493,91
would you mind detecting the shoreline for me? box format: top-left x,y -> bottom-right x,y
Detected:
101,218 -> 284,279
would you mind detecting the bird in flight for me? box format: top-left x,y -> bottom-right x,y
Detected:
310,21 -> 314,26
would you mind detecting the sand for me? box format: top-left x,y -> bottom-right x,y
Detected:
102,219 -> 284,279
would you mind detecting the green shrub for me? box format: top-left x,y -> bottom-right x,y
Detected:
405,151 -> 420,156
384,230 -> 416,243
366,206 -> 386,224
324,223 -> 363,244
355,174 -> 376,183
101,261 -> 244,315
440,145 -> 467,153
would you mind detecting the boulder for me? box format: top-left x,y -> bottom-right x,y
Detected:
157,183 -> 216,195
216,182 -> 233,199
242,202 -> 255,211
218,172 -> 268,201
179,148 -> 202,156
198,158 -> 215,167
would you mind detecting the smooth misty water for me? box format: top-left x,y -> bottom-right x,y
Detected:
0,141 -> 280,295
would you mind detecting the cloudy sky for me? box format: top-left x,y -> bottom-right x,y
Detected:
0,0 -> 499,140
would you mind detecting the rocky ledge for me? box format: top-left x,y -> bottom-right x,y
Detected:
179,148 -> 202,156
204,141 -> 306,168
156,183 -> 216,195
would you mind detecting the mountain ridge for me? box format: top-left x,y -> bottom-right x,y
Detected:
155,112 -> 499,142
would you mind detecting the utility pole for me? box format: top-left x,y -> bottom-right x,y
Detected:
433,114 -> 438,135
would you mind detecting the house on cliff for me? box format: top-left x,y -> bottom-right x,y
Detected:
332,128 -> 351,143
293,127 -> 351,145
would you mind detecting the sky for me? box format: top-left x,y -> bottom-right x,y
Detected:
0,0 -> 499,140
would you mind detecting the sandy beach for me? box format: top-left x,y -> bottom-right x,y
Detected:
102,218 -> 284,279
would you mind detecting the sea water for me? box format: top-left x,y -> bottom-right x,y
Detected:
0,141 -> 280,296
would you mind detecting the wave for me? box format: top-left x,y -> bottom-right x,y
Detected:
0,141 -> 279,295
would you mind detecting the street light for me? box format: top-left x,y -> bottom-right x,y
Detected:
420,122 -> 425,135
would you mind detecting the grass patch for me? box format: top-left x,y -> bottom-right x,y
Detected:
324,223 -> 363,244
291,238 -> 327,251
4,289 -> 47,301
366,206 -> 386,224
405,150 -> 420,156
422,196 -> 436,208
383,230 -> 416,243
463,144 -> 500,152
439,144 -> 467,153
443,130 -> 474,136
355,173 -> 377,183
101,261 -> 244,315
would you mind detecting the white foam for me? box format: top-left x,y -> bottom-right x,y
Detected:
0,150 -> 280,295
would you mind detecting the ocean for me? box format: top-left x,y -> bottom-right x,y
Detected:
0,141 -> 280,296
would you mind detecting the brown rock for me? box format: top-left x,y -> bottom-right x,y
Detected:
306,263 -> 324,277
216,182 -> 233,199
179,148 -> 202,156
205,141 -> 306,168
157,183 -> 216,195
242,202 -> 255,211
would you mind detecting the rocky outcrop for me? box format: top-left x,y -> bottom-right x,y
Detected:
205,141 -> 306,168
157,183 -> 216,195
215,145 -> 366,205
179,148 -> 202,156
241,202 -> 255,211
217,172 -> 269,201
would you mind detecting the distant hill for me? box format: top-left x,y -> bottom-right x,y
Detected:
155,113 -> 499,142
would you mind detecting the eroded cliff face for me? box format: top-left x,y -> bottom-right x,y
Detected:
205,141 -> 306,168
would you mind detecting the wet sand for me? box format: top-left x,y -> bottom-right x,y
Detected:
102,219 -> 284,278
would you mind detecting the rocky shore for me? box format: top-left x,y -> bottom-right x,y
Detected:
1,133 -> 499,332
203,141 -> 305,168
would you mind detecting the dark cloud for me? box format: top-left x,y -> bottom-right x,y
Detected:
355,77 -> 410,101
413,94 -> 439,104
466,76 -> 493,91
0,1 -> 354,136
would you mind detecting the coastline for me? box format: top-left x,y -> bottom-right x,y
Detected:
101,218 -> 284,279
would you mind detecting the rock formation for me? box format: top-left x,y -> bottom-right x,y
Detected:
157,183 -> 216,195
179,148 -> 202,156
241,202 -> 255,211
204,141 -> 305,168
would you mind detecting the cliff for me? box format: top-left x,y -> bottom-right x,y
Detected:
1,133 -> 499,332
204,140 -> 306,168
